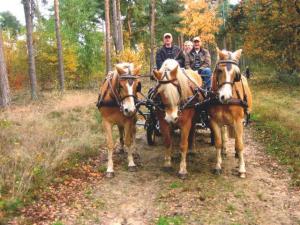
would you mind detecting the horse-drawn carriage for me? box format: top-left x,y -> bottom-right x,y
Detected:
97,48 -> 252,179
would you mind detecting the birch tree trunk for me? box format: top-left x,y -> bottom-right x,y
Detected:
23,0 -> 38,99
54,0 -> 65,91
0,29 -> 10,107
105,0 -> 112,73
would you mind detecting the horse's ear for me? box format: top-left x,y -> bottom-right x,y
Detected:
170,64 -> 178,79
233,49 -> 243,61
133,64 -> 142,76
153,69 -> 162,80
216,47 -> 227,60
115,65 -> 126,75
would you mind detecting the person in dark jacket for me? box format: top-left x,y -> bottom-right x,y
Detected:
156,33 -> 185,69
185,37 -> 212,89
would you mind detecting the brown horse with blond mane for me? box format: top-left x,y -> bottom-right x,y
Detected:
153,59 -> 203,179
208,48 -> 252,178
97,63 -> 141,178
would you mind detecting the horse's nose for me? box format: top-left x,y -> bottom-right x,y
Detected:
124,108 -> 129,113
220,95 -> 225,101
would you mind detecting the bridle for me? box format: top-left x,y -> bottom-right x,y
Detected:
215,59 -> 241,89
98,66 -> 140,112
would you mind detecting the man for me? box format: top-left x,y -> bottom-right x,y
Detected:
183,40 -> 193,55
156,33 -> 185,69
185,37 -> 212,89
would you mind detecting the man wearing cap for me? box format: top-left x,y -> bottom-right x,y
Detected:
156,33 -> 185,69
185,37 -> 212,89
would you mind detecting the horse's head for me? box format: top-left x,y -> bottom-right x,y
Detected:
153,59 -> 181,124
215,47 -> 242,103
115,63 -> 141,117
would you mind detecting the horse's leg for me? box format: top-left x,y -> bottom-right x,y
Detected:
210,120 -> 222,175
234,120 -> 246,178
103,120 -> 115,178
188,121 -> 196,155
117,125 -> 125,154
125,121 -> 137,172
221,126 -> 228,158
178,119 -> 192,179
160,119 -> 172,170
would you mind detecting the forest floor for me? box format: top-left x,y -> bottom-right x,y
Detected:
3,88 -> 300,225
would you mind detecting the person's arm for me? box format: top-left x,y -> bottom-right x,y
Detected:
176,49 -> 185,68
185,53 -> 191,69
156,49 -> 163,70
203,49 -> 211,68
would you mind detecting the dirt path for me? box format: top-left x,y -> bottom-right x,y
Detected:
7,90 -> 300,225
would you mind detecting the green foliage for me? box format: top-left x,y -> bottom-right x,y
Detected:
225,1 -> 299,74
0,11 -> 22,37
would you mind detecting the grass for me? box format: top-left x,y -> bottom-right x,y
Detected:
157,216 -> 184,225
249,66 -> 300,186
0,90 -> 102,221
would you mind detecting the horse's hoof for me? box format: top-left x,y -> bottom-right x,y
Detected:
239,173 -> 246,178
213,168 -> 222,175
235,152 -> 239,158
106,172 -> 115,178
162,166 -> 173,173
178,173 -> 188,180
128,166 -> 137,172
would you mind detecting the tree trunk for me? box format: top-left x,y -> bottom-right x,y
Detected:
54,0 -> 65,91
23,0 -> 38,99
112,0 -> 119,53
0,29 -> 10,107
116,0 -> 123,51
105,0 -> 112,73
150,0 -> 156,76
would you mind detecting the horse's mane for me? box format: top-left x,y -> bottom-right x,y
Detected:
159,59 -> 197,101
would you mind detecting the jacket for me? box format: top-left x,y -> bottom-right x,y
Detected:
156,45 -> 185,69
185,47 -> 211,70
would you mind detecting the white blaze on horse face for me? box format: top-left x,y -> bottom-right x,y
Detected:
122,82 -> 136,116
165,106 -> 179,124
219,68 -> 232,102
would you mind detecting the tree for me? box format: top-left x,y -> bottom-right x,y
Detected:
112,0 -> 119,52
0,11 -> 22,37
226,0 -> 300,73
54,0 -> 65,91
116,0 -> 123,51
22,0 -> 38,99
150,0 -> 156,74
104,0 -> 112,72
177,0 -> 221,45
0,29 -> 10,107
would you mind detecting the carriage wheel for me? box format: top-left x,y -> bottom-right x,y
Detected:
146,125 -> 156,146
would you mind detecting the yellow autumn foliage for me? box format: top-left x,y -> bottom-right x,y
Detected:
177,0 -> 221,45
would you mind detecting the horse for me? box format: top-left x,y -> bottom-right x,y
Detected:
97,62 -> 142,178
208,48 -> 252,178
153,59 -> 203,179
